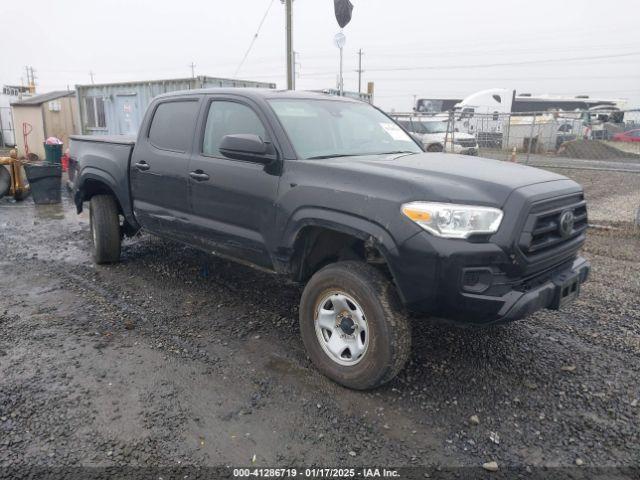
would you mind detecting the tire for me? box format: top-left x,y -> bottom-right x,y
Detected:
427,144 -> 444,152
0,167 -> 10,198
89,194 -> 121,264
299,261 -> 411,390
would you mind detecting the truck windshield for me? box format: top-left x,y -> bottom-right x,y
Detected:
268,99 -> 422,159
421,121 -> 449,134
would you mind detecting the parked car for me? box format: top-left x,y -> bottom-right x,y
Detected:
612,129 -> 640,142
395,117 -> 479,155
70,89 -> 590,390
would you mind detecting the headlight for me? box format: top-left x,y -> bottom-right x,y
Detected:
401,202 -> 503,239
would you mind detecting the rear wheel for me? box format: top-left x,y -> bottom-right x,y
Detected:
299,261 -> 411,390
427,144 -> 444,152
90,194 -> 121,264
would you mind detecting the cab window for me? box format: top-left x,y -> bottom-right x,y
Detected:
203,101 -> 267,157
148,100 -> 200,152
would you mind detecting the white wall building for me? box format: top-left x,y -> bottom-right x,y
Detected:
0,85 -> 31,147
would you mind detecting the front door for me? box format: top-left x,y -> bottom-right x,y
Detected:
187,97 -> 281,269
130,97 -> 202,240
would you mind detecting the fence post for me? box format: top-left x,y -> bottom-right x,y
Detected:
526,113 -> 537,164
444,111 -> 453,154
451,112 -> 456,153
503,112 -> 511,161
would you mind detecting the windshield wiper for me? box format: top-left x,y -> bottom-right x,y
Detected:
307,153 -> 374,160
307,151 -> 417,160
376,151 -> 418,156
307,154 -> 353,160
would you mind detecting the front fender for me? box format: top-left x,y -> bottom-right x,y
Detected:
282,207 -> 401,258
278,207 -> 425,304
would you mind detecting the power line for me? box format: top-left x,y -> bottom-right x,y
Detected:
234,0 -> 276,79
299,51 -> 640,77
366,75 -> 640,83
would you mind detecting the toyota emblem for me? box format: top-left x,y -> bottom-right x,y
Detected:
559,210 -> 575,238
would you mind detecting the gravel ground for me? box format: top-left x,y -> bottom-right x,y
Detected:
542,167 -> 640,226
479,152 -> 640,225
0,185 -> 639,478
481,149 -> 640,172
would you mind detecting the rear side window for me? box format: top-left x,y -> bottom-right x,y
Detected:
203,101 -> 267,157
148,100 -> 199,152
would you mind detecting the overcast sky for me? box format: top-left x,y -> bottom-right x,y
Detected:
1,0 -> 639,111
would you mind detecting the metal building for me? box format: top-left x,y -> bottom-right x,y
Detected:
75,76 -> 276,136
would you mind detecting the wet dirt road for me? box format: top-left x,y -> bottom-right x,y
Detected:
1,193 -> 639,476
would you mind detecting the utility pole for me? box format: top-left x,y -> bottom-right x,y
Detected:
339,46 -> 344,96
89,71 -> 95,84
284,0 -> 294,90
292,51 -> 300,90
24,66 -> 37,94
356,49 -> 364,94
189,62 -> 196,79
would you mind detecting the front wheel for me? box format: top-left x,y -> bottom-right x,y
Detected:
299,261 -> 411,390
89,194 -> 121,264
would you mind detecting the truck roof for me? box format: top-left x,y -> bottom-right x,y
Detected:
154,88 -> 363,103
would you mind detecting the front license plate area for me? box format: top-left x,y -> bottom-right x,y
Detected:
551,271 -> 581,310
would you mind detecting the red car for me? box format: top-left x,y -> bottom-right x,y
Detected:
612,129 -> 640,142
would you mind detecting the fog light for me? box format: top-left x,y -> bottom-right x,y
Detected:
462,268 -> 493,293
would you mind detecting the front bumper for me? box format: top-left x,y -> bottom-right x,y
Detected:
388,231 -> 590,326
452,144 -> 479,155
460,257 -> 590,325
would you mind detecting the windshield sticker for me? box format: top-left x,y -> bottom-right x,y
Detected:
380,123 -> 408,141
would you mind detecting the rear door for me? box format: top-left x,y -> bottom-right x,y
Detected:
186,96 -> 281,269
130,96 -> 202,240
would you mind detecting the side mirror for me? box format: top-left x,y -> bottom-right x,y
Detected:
219,134 -> 276,164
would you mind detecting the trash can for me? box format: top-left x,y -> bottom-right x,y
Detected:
43,143 -> 63,164
23,162 -> 62,204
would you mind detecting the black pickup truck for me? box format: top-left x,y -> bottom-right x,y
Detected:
70,89 -> 590,389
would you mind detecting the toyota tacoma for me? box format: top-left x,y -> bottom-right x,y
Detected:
70,89 -> 590,390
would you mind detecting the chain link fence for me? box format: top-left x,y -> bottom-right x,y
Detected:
391,109 -> 640,229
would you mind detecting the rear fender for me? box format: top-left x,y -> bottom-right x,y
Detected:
76,167 -> 139,229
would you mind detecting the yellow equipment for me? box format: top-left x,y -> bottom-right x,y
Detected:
0,149 -> 30,201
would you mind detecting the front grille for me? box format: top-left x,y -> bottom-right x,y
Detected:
456,139 -> 477,148
519,194 -> 588,259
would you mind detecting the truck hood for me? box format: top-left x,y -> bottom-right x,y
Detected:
310,152 -> 575,207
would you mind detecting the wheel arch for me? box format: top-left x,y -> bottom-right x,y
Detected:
280,209 -> 406,301
75,168 -> 139,230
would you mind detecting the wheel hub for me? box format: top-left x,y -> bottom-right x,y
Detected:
338,314 -> 356,335
314,292 -> 369,366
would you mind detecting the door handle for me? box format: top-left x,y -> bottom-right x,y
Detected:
189,170 -> 210,182
135,161 -> 150,171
